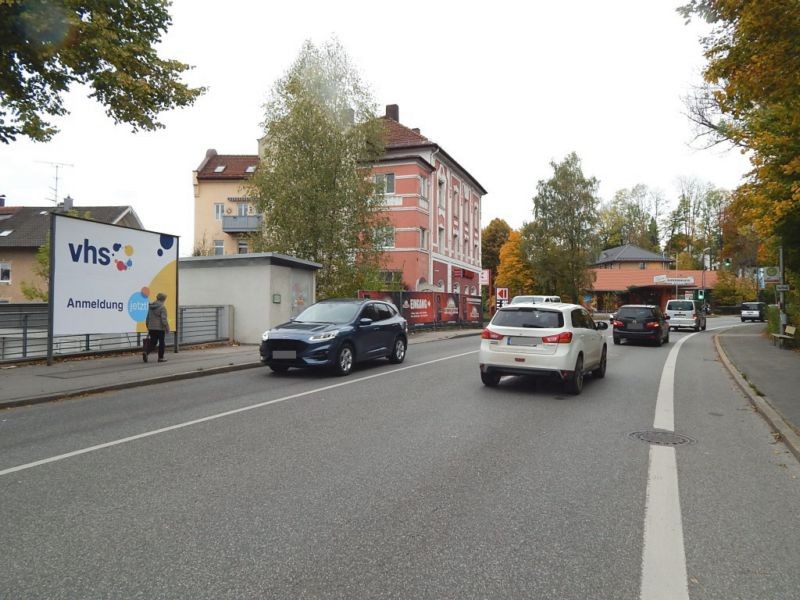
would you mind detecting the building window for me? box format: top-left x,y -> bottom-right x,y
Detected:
639,262 -> 646,270
419,177 -> 428,200
375,172 -> 395,194
438,226 -> 445,247
0,262 -> 10,283
237,204 -> 248,216
380,270 -> 403,287
420,227 -> 428,250
438,178 -> 446,215
454,282 -> 460,294
238,240 -> 248,254
453,233 -> 459,254
376,226 -> 395,249
214,203 -> 224,220
213,240 -> 224,256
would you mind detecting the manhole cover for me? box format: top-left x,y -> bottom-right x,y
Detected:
628,430 -> 695,446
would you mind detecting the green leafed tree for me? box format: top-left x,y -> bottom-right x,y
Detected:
248,38 -> 387,298
0,0 -> 205,143
597,184 -> 665,252
480,218 -> 511,282
520,152 -> 599,303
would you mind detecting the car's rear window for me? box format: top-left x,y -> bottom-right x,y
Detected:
492,308 -> 564,328
742,303 -> 762,310
667,301 -> 694,311
617,307 -> 656,319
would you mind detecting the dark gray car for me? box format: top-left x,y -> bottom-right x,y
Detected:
612,304 -> 670,346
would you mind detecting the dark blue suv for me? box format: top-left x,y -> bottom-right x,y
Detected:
260,298 -> 408,375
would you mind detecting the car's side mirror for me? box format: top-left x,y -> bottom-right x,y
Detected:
359,318 -> 373,326
596,321 -> 609,330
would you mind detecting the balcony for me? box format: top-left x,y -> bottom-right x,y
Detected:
222,215 -> 262,233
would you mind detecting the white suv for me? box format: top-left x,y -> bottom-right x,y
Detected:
479,303 -> 608,395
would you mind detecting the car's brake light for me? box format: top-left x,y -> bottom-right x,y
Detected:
612,320 -> 624,328
481,328 -> 504,340
542,331 -> 573,343
645,321 -> 661,329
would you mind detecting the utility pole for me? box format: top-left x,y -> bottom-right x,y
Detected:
37,161 -> 74,204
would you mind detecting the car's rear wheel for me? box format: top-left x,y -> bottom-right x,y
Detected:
332,343 -> 354,376
565,355 -> 584,395
269,365 -> 289,373
481,370 -> 501,387
613,336 -> 621,345
664,330 -> 670,343
702,321 -> 707,330
592,346 -> 607,378
389,336 -> 407,364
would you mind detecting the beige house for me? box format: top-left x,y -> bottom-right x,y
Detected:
0,199 -> 143,303
192,150 -> 260,256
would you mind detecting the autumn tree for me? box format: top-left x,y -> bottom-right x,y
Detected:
521,153 -> 599,303
680,0 -> 800,273
248,38 -> 387,298
480,218 -> 511,281
495,231 -> 535,297
0,0 -> 204,143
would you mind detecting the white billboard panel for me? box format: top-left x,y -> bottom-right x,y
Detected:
51,214 -> 178,335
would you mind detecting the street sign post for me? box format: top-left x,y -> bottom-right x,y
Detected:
496,287 -> 509,308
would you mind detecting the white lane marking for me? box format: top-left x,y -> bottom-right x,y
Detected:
640,333 -> 696,600
0,350 -> 478,477
641,445 -> 689,600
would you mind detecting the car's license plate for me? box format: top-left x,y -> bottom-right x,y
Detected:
272,350 -> 296,359
628,323 -> 644,330
508,337 -> 539,347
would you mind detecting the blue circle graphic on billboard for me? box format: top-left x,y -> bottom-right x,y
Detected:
128,291 -> 150,323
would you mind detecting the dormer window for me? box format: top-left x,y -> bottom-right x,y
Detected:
245,165 -> 256,173
0,230 -> 12,236
214,165 -> 226,173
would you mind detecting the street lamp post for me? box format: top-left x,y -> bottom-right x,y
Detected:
701,247 -> 710,312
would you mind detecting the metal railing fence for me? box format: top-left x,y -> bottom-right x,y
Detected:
0,304 -> 230,363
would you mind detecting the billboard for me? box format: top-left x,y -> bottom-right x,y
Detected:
51,214 -> 178,335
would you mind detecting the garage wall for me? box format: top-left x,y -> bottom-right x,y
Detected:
179,253 -> 320,344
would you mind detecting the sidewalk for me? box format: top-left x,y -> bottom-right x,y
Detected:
715,324 -> 800,461
0,329 -> 481,409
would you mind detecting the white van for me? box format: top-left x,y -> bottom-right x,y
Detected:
665,299 -> 707,331
510,295 -> 562,305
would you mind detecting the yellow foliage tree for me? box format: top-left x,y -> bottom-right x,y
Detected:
495,231 -> 535,297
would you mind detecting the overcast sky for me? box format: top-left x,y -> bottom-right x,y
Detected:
0,0 -> 751,255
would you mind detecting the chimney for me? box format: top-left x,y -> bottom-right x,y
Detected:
0,194 -> 5,207
385,104 -> 399,122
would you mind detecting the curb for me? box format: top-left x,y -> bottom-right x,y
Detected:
714,333 -> 800,463
1,332 -> 482,409
0,362 -> 263,410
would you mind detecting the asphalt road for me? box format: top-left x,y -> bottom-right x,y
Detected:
1,317 -> 799,599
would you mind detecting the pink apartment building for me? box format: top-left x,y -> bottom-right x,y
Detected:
193,104 -> 486,293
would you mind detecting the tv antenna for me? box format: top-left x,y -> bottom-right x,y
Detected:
36,161 -> 74,204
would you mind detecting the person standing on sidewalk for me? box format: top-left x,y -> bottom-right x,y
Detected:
144,292 -> 170,363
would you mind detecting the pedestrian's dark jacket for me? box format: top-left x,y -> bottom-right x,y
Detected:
146,300 -> 169,331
